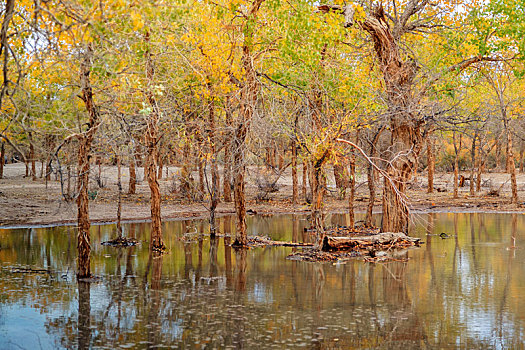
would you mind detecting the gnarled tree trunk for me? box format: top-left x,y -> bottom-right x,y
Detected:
77,44 -> 100,279
145,35 -> 164,252
232,0 -> 265,246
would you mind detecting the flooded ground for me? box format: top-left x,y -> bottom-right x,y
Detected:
0,213 -> 524,349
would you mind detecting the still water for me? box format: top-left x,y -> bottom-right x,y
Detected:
0,213 -> 524,349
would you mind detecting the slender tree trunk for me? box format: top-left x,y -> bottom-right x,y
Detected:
453,132 -> 459,199
427,133 -> 434,193
506,140 -> 511,173
520,141 -> 525,173
365,128 -> 381,227
348,131 -> 358,229
0,141 -> 4,179
223,103 -> 233,202
232,0 -> 264,246
291,141 -> 298,205
505,123 -> 518,204
145,35 -> 164,252
197,141 -> 205,200
128,143 -> 136,194
180,137 -> 193,196
209,97 -> 220,236
157,148 -> 163,180
333,160 -> 346,200
29,133 -> 36,180
496,140 -> 501,170
77,44 -> 100,279
470,134 -> 476,196
116,154 -> 122,238
302,160 -> 307,201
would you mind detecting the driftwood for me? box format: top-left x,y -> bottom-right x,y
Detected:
322,232 -> 421,251
246,236 -> 314,248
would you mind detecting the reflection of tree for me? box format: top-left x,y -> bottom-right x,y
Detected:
497,213 -> 516,338
77,281 -> 91,350
209,237 -> 218,277
145,252 -> 163,346
234,249 -> 246,292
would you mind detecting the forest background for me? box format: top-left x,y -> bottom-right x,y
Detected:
1,0 -> 525,276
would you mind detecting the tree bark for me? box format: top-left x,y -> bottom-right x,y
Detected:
0,141 -> 4,179
157,148 -> 163,180
470,133 -> 476,196
291,140 -> 298,205
365,128 -> 381,227
223,99 -> 233,202
348,131 -> 358,229
29,132 -> 36,180
505,123 -> 518,204
145,34 -> 164,252
128,142 -> 136,194
208,97 -> 220,236
77,44 -> 100,279
232,0 -> 265,246
333,160 -> 346,200
302,160 -> 307,202
519,141 -> 525,173
116,154 -> 122,238
427,132 -> 434,193
453,131 -> 459,199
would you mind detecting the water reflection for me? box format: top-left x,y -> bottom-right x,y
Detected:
1,213 -> 525,348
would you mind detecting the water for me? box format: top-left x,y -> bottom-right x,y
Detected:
0,213 -> 524,349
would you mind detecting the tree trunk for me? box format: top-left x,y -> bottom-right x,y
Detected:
302,160 -> 307,202
333,160 -> 346,200
145,35 -> 164,252
209,97 -> 220,237
232,0 -> 264,246
505,125 -> 518,204
291,140 -> 298,205
116,154 -> 122,238
348,131 -> 357,229
0,141 -> 4,179
223,103 -> 233,202
520,141 -> 525,173
427,133 -> 434,193
365,128 -> 381,228
197,141 -> 204,200
453,132 -> 459,199
470,134 -> 476,196
157,148 -> 163,180
128,143 -> 136,194
29,133 -> 36,180
77,44 -> 100,279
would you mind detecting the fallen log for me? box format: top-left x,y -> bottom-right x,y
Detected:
322,232 -> 421,251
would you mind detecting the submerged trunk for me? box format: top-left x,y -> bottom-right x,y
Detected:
145,36 -> 164,252
77,44 -> 100,279
233,0 -> 264,246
